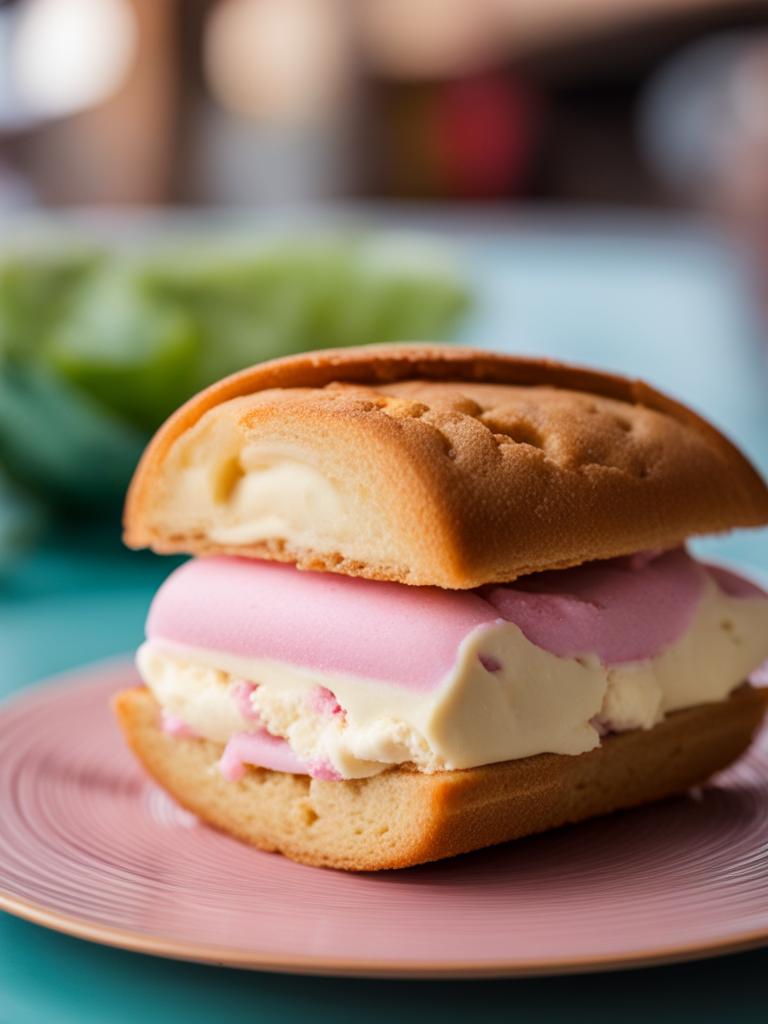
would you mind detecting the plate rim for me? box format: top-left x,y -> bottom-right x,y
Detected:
2,654 -> 768,978
3,889 -> 768,978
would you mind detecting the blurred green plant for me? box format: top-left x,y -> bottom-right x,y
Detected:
0,234 -> 471,509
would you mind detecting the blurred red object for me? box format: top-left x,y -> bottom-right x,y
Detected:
374,70 -> 539,200
436,73 -> 537,198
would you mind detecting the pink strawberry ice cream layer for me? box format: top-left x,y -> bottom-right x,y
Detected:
161,711 -> 197,738
230,680 -> 261,721
219,730 -> 341,781
164,694 -> 338,779
146,547 -> 739,692
219,684 -> 343,780
480,549 -> 706,665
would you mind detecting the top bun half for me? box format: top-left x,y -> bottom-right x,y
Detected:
123,345 -> 768,588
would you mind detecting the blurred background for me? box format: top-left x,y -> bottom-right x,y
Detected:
1,0 -> 768,680
1,0 -> 767,210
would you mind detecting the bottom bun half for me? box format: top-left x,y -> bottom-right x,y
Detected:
113,685 -> 767,871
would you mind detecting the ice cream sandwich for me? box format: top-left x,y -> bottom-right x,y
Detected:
115,345 -> 768,870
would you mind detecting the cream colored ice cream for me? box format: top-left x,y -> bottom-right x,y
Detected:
136,550 -> 768,781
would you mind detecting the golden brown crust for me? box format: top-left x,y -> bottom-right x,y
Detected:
113,684 -> 768,872
123,346 -> 768,588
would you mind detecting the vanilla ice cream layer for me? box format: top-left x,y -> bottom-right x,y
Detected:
137,552 -> 768,780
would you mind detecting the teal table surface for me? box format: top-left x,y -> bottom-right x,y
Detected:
2,215 -> 768,1023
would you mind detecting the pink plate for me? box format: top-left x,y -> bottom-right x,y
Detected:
2,660 -> 768,978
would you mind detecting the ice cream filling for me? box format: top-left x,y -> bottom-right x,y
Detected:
137,550 -> 768,780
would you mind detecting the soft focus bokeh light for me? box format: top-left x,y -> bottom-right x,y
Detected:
11,0 -> 137,120
205,0 -> 350,122
360,0 -> 504,80
494,0 -> 729,50
640,31 -> 768,220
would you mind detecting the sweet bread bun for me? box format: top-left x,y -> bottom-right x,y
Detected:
113,684 -> 767,871
123,346 -> 768,588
